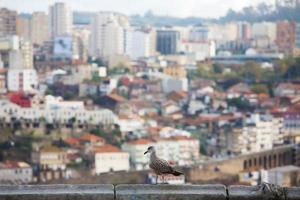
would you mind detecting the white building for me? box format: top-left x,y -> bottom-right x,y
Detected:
49,2 -> 72,38
0,161 -> 33,184
189,26 -> 209,42
122,138 -> 154,170
94,144 -> 130,174
118,115 -> 145,133
31,12 -> 50,45
181,41 -> 216,61
90,12 -> 129,59
8,37 -> 33,70
7,69 -> 38,92
0,99 -> 117,125
122,136 -> 199,169
125,29 -> 151,59
252,22 -> 276,42
239,114 -> 284,154
261,165 -> 300,187
162,77 -> 188,93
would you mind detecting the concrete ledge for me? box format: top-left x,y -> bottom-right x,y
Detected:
0,184 -> 299,200
228,185 -> 300,200
0,184 -> 114,200
286,187 -> 300,200
116,184 -> 227,200
228,185 -> 268,200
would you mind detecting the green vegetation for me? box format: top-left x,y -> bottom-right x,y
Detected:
91,126 -> 122,147
227,97 -> 253,112
251,84 -> 269,94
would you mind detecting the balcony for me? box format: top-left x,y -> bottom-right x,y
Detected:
0,184 -> 299,200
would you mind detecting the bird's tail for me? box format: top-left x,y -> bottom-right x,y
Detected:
172,170 -> 183,176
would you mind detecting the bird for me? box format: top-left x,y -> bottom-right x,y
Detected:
144,146 -> 183,184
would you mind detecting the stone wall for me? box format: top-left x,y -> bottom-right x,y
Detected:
0,184 -> 299,200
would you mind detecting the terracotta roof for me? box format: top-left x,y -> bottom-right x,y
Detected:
127,138 -> 154,145
0,161 -> 30,169
106,94 -> 125,102
93,144 -> 124,153
79,133 -> 105,143
154,135 -> 196,142
41,145 -> 63,153
64,137 -> 80,146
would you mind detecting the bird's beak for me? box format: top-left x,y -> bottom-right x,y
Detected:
144,150 -> 148,155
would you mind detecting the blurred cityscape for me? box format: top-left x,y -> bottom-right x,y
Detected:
0,0 -> 300,187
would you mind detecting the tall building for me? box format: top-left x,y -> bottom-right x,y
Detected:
125,28 -> 154,60
7,68 -> 38,92
16,15 -> 31,41
189,26 -> 209,42
252,22 -> 277,42
31,12 -> 50,45
0,8 -> 17,37
239,114 -> 283,154
237,22 -> 252,40
49,2 -> 72,38
90,12 -> 129,59
294,23 -> 300,56
276,21 -> 296,56
156,29 -> 180,55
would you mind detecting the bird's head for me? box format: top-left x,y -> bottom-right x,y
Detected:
144,146 -> 155,155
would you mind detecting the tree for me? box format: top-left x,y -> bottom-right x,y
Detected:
227,97 -> 253,111
212,63 -> 224,74
241,61 -> 263,82
251,84 -> 269,94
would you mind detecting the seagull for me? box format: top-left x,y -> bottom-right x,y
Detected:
144,146 -> 183,184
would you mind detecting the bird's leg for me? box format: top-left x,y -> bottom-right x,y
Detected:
155,175 -> 158,185
162,175 -> 164,184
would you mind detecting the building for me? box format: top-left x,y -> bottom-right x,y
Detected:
252,22 -> 277,42
294,23 -> 300,56
122,136 -> 199,170
181,41 -> 216,61
163,65 -> 187,79
189,26 -> 209,42
239,114 -> 284,154
125,28 -> 154,60
90,12 -> 129,59
262,165 -> 300,187
7,68 -> 37,92
237,22 -> 252,40
276,21 -> 296,56
31,145 -> 68,170
31,12 -> 50,45
0,66 -> 6,94
0,99 -> 117,125
0,8 -> 17,37
162,77 -> 188,93
156,29 -> 180,55
16,15 -> 31,42
0,161 -> 32,184
49,2 -> 72,38
94,144 -> 130,174
122,138 -> 154,170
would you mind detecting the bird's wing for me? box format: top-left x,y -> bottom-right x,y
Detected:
150,158 -> 173,174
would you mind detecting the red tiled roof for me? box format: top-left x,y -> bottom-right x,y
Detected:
93,144 -> 123,153
127,138 -> 154,145
79,133 -> 105,143
0,161 -> 30,169
64,137 -> 80,146
107,94 -> 125,102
